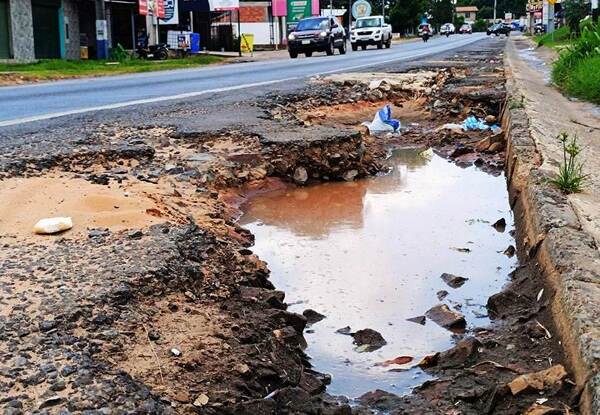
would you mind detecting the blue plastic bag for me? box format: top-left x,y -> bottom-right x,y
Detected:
462,116 -> 489,131
362,104 -> 401,134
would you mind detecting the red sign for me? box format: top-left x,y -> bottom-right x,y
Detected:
139,0 -> 148,15
156,0 -> 165,18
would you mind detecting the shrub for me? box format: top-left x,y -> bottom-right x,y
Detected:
536,25 -> 571,46
473,19 -> 488,32
564,55 -> 600,103
549,132 -> 587,193
552,22 -> 600,91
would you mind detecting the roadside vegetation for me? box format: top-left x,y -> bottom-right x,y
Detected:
551,22 -> 600,104
0,54 -> 223,82
549,132 -> 587,193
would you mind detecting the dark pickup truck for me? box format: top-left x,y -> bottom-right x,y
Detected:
287,16 -> 346,58
487,23 -> 512,36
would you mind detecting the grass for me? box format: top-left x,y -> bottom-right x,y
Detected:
551,22 -> 600,104
0,55 -> 223,81
549,132 -> 587,193
508,94 -> 526,109
535,26 -> 573,48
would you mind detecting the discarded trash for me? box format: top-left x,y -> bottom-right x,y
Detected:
462,116 -> 489,131
418,148 -> 434,159
439,123 -> 464,134
33,217 -> 73,234
507,364 -> 567,395
192,393 -> 209,407
170,348 -> 182,357
362,104 -> 400,134
416,353 -> 439,368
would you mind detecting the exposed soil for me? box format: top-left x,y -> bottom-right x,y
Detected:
0,39 -> 579,414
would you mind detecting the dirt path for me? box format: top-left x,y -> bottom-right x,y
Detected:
0,38 -> 580,414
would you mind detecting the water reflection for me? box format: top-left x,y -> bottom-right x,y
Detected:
240,149 -> 516,398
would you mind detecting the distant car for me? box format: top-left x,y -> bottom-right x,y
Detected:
287,16 -> 346,58
440,23 -> 456,36
487,23 -> 512,36
534,22 -> 545,34
459,23 -> 472,34
350,16 -> 392,50
418,23 -> 434,36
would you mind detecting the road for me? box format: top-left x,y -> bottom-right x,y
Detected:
0,34 -> 486,128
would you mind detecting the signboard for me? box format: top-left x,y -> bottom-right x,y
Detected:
156,0 -> 165,18
504,12 -> 512,20
159,0 -> 179,24
352,0 -> 371,19
240,33 -> 254,53
592,0 -> 598,9
209,0 -> 239,10
95,20 -> 108,40
287,0 -> 311,24
139,0 -> 148,15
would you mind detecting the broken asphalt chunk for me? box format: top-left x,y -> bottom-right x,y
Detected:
425,304 -> 466,331
507,364 -> 567,395
440,273 -> 469,288
351,328 -> 387,352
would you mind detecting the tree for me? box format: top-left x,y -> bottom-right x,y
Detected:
430,0 -> 454,27
389,0 -> 428,34
454,14 -> 465,27
563,0 -> 589,34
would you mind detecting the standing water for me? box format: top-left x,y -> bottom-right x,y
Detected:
240,149 -> 516,398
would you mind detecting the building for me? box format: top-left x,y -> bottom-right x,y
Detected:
455,6 -> 478,23
0,0 -> 79,61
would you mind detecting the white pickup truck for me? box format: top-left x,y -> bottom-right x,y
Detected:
350,16 -> 392,51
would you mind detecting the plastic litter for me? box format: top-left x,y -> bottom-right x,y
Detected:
362,104 -> 401,134
419,148 -> 434,159
33,217 -> 73,234
462,116 -> 489,131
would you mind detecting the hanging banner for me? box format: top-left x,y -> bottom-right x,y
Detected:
160,0 -> 179,24
139,0 -> 148,15
156,0 -> 166,18
209,0 -> 239,11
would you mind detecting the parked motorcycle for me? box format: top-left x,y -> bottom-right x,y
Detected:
137,43 -> 169,60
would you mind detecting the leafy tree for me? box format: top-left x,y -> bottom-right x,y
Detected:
389,0 -> 428,33
430,0 -> 454,27
563,0 -> 589,34
473,18 -> 488,31
454,14 -> 465,27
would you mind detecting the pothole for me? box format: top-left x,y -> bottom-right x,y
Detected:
240,148 -> 517,398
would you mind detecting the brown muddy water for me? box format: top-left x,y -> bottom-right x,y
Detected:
240,149 -> 517,398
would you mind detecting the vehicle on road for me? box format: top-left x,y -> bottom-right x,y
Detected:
287,17 -> 346,58
350,16 -> 392,50
418,23 -> 434,37
534,23 -> 545,34
137,43 -> 169,60
440,23 -> 456,37
487,23 -> 512,36
459,23 -> 472,34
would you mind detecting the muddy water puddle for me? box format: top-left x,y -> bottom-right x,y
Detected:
240,149 -> 516,398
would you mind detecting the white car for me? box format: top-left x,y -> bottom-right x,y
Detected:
440,23 -> 456,36
350,16 -> 392,50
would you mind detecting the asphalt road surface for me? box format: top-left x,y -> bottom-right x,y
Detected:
0,34 -> 487,128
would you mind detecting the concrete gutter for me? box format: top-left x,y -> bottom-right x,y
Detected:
503,37 -> 600,414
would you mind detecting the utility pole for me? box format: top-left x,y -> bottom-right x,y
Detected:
493,0 -> 497,21
95,0 -> 109,59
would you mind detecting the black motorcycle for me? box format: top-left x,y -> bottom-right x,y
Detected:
137,43 -> 169,60
422,32 -> 430,42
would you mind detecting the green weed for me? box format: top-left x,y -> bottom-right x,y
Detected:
508,94 -> 526,109
548,132 -> 587,193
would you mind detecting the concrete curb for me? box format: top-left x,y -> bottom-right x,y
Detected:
503,41 -> 600,414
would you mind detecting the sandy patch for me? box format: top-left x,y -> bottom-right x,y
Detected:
0,175 -> 163,238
